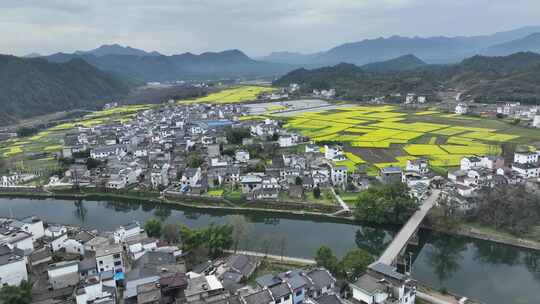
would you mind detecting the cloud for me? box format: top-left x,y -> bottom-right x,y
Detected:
1,0 -> 539,56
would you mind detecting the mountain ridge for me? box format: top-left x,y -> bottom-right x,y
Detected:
261,26 -> 540,65
274,52 -> 540,104
0,55 -> 130,125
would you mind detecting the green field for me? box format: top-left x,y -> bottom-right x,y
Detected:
178,86 -> 276,104
278,105 -> 540,175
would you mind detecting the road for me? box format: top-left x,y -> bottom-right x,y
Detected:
225,250 -> 316,265
331,188 -> 350,212
376,189 -> 440,265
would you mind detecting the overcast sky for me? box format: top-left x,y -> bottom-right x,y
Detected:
2,0 -> 540,57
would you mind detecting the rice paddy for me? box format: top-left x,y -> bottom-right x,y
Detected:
279,105 -> 532,174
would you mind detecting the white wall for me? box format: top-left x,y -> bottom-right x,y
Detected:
51,234 -> 69,252
0,259 -> 28,286
64,239 -> 85,255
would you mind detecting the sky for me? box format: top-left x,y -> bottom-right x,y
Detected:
2,0 -> 540,57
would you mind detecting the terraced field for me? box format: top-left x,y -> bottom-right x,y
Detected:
277,105 -> 537,175
0,104 -> 153,174
179,86 -> 276,104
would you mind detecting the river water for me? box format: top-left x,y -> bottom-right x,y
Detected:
0,197 -> 538,304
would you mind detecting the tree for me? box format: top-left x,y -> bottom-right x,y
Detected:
313,186 -> 321,199
16,127 -> 38,137
179,225 -> 206,252
162,223 -> 179,244
86,157 -> 102,170
294,176 -> 303,185
187,154 -> 204,168
229,215 -> 251,253
225,127 -> 251,144
354,182 -> 419,224
179,224 -> 233,257
315,246 -> 338,274
338,249 -> 374,280
205,223 -> 234,257
144,219 -> 162,238
0,280 -> 32,304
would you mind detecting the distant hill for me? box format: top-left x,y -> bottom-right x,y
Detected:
483,33 -> 540,56
262,26 -> 540,65
274,52 -> 540,104
361,54 -> 426,72
44,49 -> 292,82
23,53 -> 42,58
0,55 -> 130,125
74,44 -> 162,57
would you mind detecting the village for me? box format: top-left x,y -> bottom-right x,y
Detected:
0,86 -> 539,304
0,214 -> 420,304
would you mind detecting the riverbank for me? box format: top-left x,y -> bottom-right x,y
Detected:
2,189 -> 540,253
0,190 -> 359,225
425,222 -> 540,251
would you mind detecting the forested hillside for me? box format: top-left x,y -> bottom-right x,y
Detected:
0,55 -> 130,125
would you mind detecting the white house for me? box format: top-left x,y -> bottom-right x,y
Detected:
406,159 -> 429,174
305,143 -> 319,153
47,260 -> 80,290
63,239 -> 86,255
11,216 -> 45,241
512,163 -> 540,179
405,93 -> 416,104
0,230 -> 34,254
533,115 -> 540,128
51,234 -> 69,252
235,150 -> 250,163
113,222 -> 141,244
460,156 -> 482,171
455,103 -> 469,115
279,135 -> 295,147
95,244 -> 125,276
0,245 -> 28,286
181,167 -> 202,189
45,224 -> 68,238
514,151 -> 539,164
75,276 -> 116,304
331,165 -> 348,187
324,145 -> 344,161
350,263 -> 415,304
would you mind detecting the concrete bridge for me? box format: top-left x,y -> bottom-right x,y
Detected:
375,189 -> 440,266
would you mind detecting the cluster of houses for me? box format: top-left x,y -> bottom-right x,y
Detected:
42,103 -> 384,203
442,149 -> 540,211
0,213 -> 419,304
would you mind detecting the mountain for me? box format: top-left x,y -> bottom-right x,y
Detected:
44,49 -> 293,82
74,44 -> 162,57
361,54 -> 426,72
0,55 -> 130,125
483,33 -> 540,56
257,51 -> 319,65
274,52 -> 540,104
262,26 -> 540,66
23,53 -> 42,58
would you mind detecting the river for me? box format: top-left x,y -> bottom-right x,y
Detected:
0,197 -> 538,304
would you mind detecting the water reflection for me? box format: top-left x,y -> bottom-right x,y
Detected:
474,241 -> 520,266
425,233 -> 467,284
153,205 -> 171,220
355,227 -> 392,256
73,199 -> 87,223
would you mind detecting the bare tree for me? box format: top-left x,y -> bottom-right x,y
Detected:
229,215 -> 251,253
